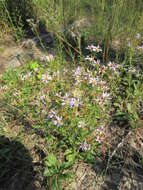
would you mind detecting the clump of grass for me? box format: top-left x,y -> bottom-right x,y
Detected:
34,0 -> 143,61
0,0 -> 143,55
0,0 -> 37,40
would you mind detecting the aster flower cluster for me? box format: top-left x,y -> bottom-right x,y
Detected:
61,93 -> 82,108
85,44 -> 102,68
85,43 -> 122,77
72,66 -> 83,85
96,92 -> 111,105
97,61 -> 122,76
41,69 -> 61,84
72,64 -> 111,107
88,74 -> 101,86
37,47 -> 116,150
106,61 -> 121,74
73,67 -> 91,85
21,72 -> 32,81
73,66 -> 106,88
48,109 -> 63,127
85,56 -> 94,62
95,125 -> 107,144
86,44 -> 102,53
136,45 -> 143,50
85,56 -> 101,68
40,54 -> 54,62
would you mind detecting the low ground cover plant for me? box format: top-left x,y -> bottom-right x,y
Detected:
0,42 -> 143,189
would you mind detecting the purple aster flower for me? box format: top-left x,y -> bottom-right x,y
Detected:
137,45 -> 143,50
95,125 -> 106,144
86,44 -> 102,53
80,141 -> 91,151
40,54 -> 54,62
41,72 -> 52,83
102,92 -> 110,100
21,72 -> 32,81
85,56 -> 94,62
40,95 -> 46,102
53,116 -> 63,127
73,66 -> 83,76
48,110 -> 57,119
89,76 -> 99,85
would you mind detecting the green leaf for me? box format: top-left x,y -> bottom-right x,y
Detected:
60,161 -> 73,170
133,112 -> 139,120
64,149 -> 76,163
66,153 -> 76,163
37,72 -> 42,79
60,172 -> 74,181
127,103 -> 131,113
29,61 -> 39,70
46,153 -> 57,167
32,125 -> 42,129
64,149 -> 72,156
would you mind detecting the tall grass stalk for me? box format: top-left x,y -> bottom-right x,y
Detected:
1,0 -> 19,41
33,0 -> 143,62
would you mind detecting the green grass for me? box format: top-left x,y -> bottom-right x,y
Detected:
1,0 -> 143,46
